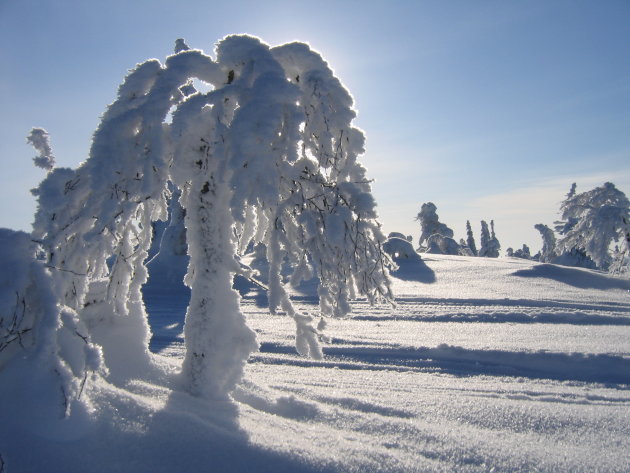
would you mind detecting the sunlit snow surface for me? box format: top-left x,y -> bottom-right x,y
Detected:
145,255 -> 630,472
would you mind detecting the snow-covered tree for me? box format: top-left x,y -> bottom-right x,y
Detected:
489,221 -> 501,257
555,182 -> 630,270
465,220 -> 477,256
458,238 -> 474,256
609,217 -> 630,275
478,220 -> 500,258
513,244 -> 531,259
554,183 -> 579,237
478,221 -> 491,257
534,223 -> 556,263
13,36 -> 394,405
416,202 -> 454,249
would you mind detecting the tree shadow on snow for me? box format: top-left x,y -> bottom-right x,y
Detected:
21,384 -> 342,473
255,341 -> 630,387
512,264 -> 630,290
233,274 -> 269,308
127,389 -> 341,473
389,257 -> 437,284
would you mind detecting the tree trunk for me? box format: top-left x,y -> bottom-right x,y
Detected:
180,177 -> 258,398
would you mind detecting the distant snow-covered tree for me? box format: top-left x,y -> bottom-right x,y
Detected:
458,238 -> 475,256
554,183 -> 579,237
12,36 -> 394,405
552,185 -> 596,269
489,221 -> 501,257
512,244 -> 531,259
416,202 -> 454,250
555,182 -> 630,270
478,220 -> 500,258
610,218 -> 630,275
465,220 -> 477,256
534,223 -> 557,263
479,221 -> 491,257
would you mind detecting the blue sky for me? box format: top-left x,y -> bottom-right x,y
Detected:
1,0 -> 629,252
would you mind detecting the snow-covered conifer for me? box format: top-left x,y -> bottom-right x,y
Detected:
478,220 -> 491,257
534,223 -> 557,263
465,220 -> 477,256
609,217 -> 630,275
478,220 -> 500,258
416,202 -> 454,249
553,183 -> 579,237
487,220 -> 501,257
555,182 -> 630,270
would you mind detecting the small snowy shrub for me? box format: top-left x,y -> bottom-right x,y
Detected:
383,236 -> 420,262
424,234 -> 460,255
512,244 -> 532,259
0,229 -> 103,417
14,35 -> 393,402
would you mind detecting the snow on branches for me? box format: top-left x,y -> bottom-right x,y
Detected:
555,182 -> 630,270
17,35 -> 393,402
26,128 -> 56,171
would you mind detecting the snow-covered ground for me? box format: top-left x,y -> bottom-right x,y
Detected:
144,254 -> 630,472
3,255 -> 630,472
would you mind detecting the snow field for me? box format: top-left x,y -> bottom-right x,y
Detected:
147,255 -> 630,472
2,254 -> 629,472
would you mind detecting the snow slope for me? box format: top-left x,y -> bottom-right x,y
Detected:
2,255 -> 629,472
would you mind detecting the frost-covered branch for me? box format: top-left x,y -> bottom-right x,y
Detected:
27,128 -> 56,170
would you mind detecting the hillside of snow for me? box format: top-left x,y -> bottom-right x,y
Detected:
2,254 -> 630,472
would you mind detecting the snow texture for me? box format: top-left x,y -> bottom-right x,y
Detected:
2,253 -> 629,472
